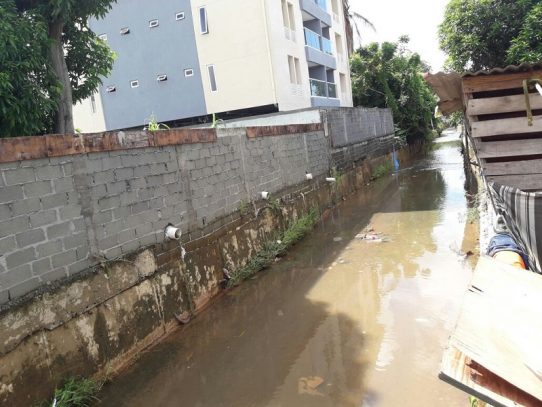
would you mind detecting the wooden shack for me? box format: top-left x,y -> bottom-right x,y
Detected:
427,63 -> 542,191
425,65 -> 542,406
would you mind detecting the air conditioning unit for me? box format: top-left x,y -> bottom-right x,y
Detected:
157,74 -> 168,82
120,27 -> 130,35
106,85 -> 116,93
149,19 -> 159,28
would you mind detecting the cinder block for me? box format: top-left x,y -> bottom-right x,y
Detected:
36,165 -> 63,180
98,195 -> 121,211
98,234 -> 119,251
0,290 -> 9,305
120,191 -> 138,207
75,245 -> 89,261
39,267 -> 68,283
0,216 -> 29,239
64,232 -> 88,250
92,170 -> 115,185
46,221 -> 71,239
106,180 -> 128,195
8,277 -> 41,299
130,201 -> 149,215
0,185 -> 24,203
36,240 -> 63,258
135,222 -> 152,237
0,204 -> 11,221
6,247 -> 36,268
24,181 -> 52,198
31,257 -> 52,276
0,236 -> 16,254
102,156 -> 122,170
53,177 -> 74,193
67,259 -> 91,276
115,168 -> 134,181
104,219 -> 123,236
10,198 -> 41,216
41,193 -> 68,209
4,168 -> 35,185
62,162 -> 74,177
52,249 -> 77,269
120,239 -> 141,254
58,205 -> 82,221
93,209 -> 113,225
15,229 -> 45,248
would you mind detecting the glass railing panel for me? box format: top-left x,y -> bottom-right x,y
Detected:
310,79 -> 327,97
315,0 -> 327,11
304,28 -> 320,49
327,82 -> 337,98
321,37 -> 333,55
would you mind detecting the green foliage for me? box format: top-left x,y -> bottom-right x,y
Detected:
507,3 -> 542,64
227,208 -> 319,287
145,114 -> 170,132
350,36 -> 438,144
0,0 -> 58,136
211,113 -> 224,129
439,0 -> 541,72
372,162 -> 392,179
42,377 -> 102,407
0,0 -> 116,137
239,200 -> 249,215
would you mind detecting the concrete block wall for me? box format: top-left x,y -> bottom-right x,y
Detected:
0,107 -> 394,305
0,126 -> 332,304
326,107 -> 394,148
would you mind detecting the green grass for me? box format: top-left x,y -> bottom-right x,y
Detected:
227,208 -> 319,287
41,377 -> 103,407
372,162 -> 392,179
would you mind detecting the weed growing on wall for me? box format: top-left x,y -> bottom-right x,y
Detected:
42,377 -> 103,407
372,162 -> 392,179
227,208 -> 319,287
144,114 -> 170,132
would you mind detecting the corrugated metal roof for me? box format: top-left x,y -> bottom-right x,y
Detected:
462,62 -> 542,77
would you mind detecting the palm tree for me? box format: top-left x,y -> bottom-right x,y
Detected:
342,0 -> 376,55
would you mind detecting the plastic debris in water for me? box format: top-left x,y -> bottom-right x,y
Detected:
333,237 -> 343,242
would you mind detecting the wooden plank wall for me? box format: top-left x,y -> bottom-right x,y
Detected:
464,70 -> 542,191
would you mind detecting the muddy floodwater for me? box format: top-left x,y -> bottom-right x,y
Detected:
98,132 -> 478,407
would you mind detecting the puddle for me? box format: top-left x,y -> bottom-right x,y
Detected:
98,132 -> 477,407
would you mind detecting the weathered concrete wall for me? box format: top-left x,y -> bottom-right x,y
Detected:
0,108 -> 398,405
0,125 -> 327,304
325,107 -> 395,148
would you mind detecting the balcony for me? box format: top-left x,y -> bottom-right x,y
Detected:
310,78 -> 340,107
300,0 -> 332,26
304,28 -> 337,69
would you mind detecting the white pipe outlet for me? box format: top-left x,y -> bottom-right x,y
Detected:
305,173 -> 313,180
326,177 -> 336,182
261,191 -> 270,200
165,225 -> 182,240
536,83 -> 542,97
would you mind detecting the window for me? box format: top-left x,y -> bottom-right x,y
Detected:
199,7 -> 208,34
184,69 -> 194,77
98,33 -> 107,41
156,74 -> 168,82
287,3 -> 295,30
176,12 -> 185,20
288,56 -> 301,84
130,80 -> 139,88
90,94 -> 96,113
294,58 -> 302,84
106,85 -> 116,93
288,56 -> 296,84
281,0 -> 288,28
149,19 -> 159,28
207,65 -> 217,92
120,27 -> 130,35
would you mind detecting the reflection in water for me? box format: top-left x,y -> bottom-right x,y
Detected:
98,133 -> 476,407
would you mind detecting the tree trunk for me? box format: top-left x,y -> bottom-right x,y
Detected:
49,19 -> 74,134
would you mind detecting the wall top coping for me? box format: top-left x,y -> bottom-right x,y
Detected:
0,124 -> 323,164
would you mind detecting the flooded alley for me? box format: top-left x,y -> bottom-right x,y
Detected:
97,132 -> 477,407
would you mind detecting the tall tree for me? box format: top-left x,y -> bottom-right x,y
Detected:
6,0 -> 116,135
439,0 -> 540,72
0,0 -> 58,136
351,37 -> 438,143
342,0 -> 375,55
507,3 -> 542,64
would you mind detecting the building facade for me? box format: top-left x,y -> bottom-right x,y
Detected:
74,0 -> 354,132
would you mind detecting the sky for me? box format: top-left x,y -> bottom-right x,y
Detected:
350,0 -> 450,72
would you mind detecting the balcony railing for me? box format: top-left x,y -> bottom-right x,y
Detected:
314,0 -> 327,11
310,78 -> 338,98
304,28 -> 333,55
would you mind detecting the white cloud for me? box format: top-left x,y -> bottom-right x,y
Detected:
350,0 -> 449,72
